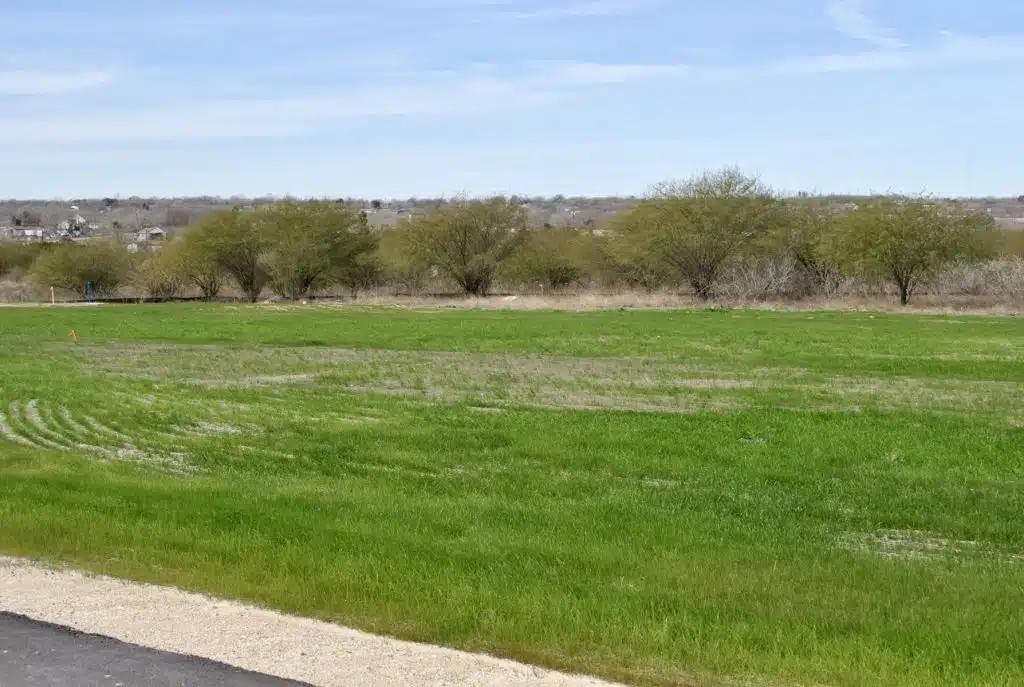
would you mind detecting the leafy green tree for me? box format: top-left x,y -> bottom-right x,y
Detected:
139,246 -> 186,299
187,208 -> 267,302
505,226 -> 593,291
377,226 -> 430,295
336,253 -> 385,299
0,242 -> 44,278
612,168 -> 781,299
168,228 -> 225,300
30,241 -> 131,298
827,196 -> 995,305
777,200 -> 844,296
260,201 -> 377,300
402,197 -> 528,296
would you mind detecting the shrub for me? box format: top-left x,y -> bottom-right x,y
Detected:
139,247 -> 186,299
401,197 -> 528,297
260,201 -> 377,300
0,242 -> 44,278
30,241 -> 131,299
777,201 -> 844,297
183,209 -> 267,302
504,227 -> 595,291
167,231 -> 224,300
612,168 -> 782,299
718,252 -> 798,301
827,197 -> 995,305
377,226 -> 429,295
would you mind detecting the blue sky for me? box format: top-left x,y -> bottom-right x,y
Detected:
1,0 -> 1022,199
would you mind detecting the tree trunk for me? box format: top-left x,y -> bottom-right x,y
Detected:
691,278 -> 714,301
896,275 -> 912,306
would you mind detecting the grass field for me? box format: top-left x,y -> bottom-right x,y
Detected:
1,304 -> 1022,686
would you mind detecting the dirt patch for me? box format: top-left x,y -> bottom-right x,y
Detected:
838,530 -> 1024,566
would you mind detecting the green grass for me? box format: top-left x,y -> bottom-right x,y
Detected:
1,303 -> 1022,686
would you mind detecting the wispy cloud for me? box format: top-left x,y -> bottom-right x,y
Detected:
0,69 -> 117,95
0,57 -> 696,144
538,61 -> 687,84
472,0 -> 647,22
825,0 -> 905,50
762,32 -> 1024,76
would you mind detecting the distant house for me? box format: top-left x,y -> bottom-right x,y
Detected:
135,227 -> 167,242
362,211 -> 403,228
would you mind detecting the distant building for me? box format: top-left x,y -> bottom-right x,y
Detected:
135,227 -> 167,242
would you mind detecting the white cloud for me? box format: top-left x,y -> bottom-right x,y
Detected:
539,61 -> 687,84
0,69 -> 116,95
0,59 -> 690,143
825,0 -> 905,49
762,32 -> 1024,76
471,0 -> 647,21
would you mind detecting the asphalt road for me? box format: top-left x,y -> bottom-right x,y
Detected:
0,612 -> 312,687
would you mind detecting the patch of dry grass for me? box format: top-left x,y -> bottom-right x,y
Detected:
65,343 -> 1024,422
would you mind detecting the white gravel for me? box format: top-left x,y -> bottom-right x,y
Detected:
0,557 -> 621,686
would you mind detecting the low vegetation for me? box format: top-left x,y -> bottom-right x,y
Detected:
6,167 -> 1018,307
29,240 -> 132,299
0,304 -> 1021,686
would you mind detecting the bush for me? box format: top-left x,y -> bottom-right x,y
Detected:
336,254 -> 385,299
30,241 -> 131,299
612,168 -> 782,299
826,197 -> 995,305
602,231 -> 675,293
184,209 -> 267,302
165,228 -> 223,300
377,226 -> 430,295
260,201 -> 377,300
718,252 -> 798,301
931,259 -> 1024,300
0,242 -> 43,278
139,247 -> 186,299
401,197 -> 528,296
777,201 -> 844,297
504,227 -> 596,291
993,229 -> 1024,258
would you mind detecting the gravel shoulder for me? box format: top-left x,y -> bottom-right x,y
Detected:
0,557 -> 620,687
0,611 -> 310,686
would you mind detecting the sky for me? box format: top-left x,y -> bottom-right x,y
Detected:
1,0 -> 1023,199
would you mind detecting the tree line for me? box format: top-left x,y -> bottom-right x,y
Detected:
4,168 -> 1022,306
